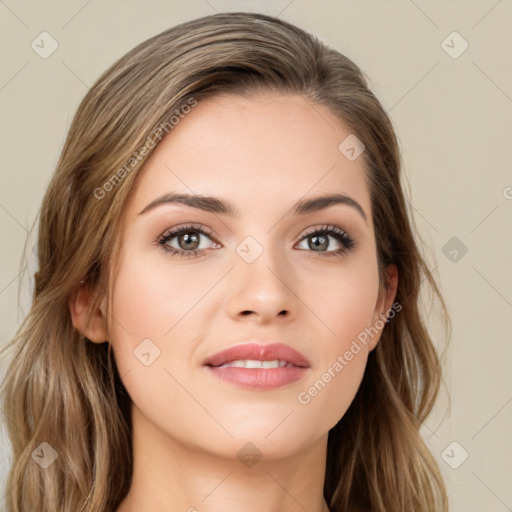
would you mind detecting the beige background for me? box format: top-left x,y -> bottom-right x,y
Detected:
1,1 -> 511,510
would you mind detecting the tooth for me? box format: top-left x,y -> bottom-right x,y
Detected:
218,359 -> 290,368
245,359 -> 263,368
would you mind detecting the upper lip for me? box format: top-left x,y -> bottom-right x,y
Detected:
203,342 -> 310,368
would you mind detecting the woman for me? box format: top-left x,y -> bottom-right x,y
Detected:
0,11 -> 451,512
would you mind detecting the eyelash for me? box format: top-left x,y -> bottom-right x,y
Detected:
154,223 -> 356,259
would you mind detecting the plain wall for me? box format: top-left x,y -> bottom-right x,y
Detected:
1,1 -> 511,510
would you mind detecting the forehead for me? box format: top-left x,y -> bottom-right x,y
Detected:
123,92 -> 371,223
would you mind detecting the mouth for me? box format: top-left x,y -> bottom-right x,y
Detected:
203,342 -> 310,390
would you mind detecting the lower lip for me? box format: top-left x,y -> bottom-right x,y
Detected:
206,365 -> 308,390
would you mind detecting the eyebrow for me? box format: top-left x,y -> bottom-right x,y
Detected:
138,192 -> 367,223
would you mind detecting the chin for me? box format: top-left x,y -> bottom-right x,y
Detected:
218,419 -> 324,458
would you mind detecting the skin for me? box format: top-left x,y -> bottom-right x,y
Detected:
70,92 -> 398,512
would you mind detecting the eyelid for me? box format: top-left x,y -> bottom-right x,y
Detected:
158,222 -> 218,241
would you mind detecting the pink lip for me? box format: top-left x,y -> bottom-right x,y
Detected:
203,342 -> 310,391
203,342 -> 310,368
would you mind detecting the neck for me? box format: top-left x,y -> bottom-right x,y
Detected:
116,403 -> 331,512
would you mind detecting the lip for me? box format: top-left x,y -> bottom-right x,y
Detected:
203,342 -> 310,368
203,342 -> 310,391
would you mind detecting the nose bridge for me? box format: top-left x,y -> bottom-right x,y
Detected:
227,232 -> 296,319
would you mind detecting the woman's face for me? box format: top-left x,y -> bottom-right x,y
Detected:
105,92 -> 397,459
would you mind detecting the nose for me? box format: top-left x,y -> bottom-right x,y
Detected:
225,243 -> 298,324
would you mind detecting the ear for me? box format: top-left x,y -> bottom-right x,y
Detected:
368,264 -> 398,352
68,282 -> 109,343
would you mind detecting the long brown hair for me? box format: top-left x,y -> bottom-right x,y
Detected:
0,12 -> 451,511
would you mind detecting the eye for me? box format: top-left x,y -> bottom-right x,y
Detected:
155,223 -> 356,259
295,224 -> 356,258
155,223 -> 220,258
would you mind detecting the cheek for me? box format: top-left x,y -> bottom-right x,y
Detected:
108,251 -> 216,347
106,252 -> 222,417
296,303 -> 373,433
296,259 -> 379,427
297,348 -> 368,433
310,256 -> 380,348
106,258 -> 202,441
105,254 -> 191,385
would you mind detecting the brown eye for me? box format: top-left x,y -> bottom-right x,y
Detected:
175,231 -> 201,251
307,233 -> 329,251
156,224 -> 219,258
296,225 -> 356,258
